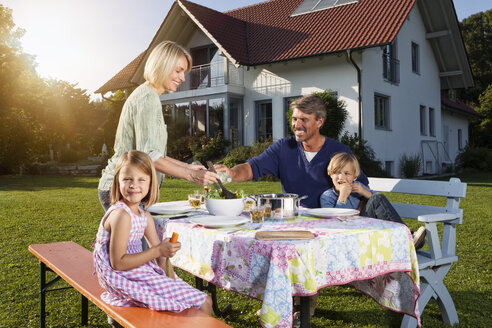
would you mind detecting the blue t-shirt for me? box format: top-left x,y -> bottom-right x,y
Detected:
247,136 -> 368,208
320,181 -> 373,209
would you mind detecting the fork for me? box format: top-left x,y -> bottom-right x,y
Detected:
227,223 -> 263,234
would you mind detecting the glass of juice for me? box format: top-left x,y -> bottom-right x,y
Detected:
250,204 -> 265,223
188,194 -> 201,209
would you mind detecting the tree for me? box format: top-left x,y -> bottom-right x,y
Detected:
473,85 -> 492,147
458,10 -> 492,104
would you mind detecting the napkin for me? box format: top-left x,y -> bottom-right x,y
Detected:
255,231 -> 314,240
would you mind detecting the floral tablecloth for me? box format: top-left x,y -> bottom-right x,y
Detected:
154,208 -> 420,328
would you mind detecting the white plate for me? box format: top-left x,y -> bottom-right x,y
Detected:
190,216 -> 249,228
305,208 -> 359,218
148,202 -> 196,215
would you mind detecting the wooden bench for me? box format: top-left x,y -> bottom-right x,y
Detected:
368,177 -> 467,328
28,241 -> 232,328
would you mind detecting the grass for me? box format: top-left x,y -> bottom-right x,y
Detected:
0,173 -> 490,327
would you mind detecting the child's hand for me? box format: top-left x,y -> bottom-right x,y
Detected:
158,238 -> 181,258
338,183 -> 352,203
351,183 -> 364,195
351,183 -> 372,199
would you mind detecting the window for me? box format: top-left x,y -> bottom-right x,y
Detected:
229,97 -> 243,147
458,129 -> 463,150
256,100 -> 273,141
411,42 -> 419,74
374,94 -> 390,129
383,43 -> 399,83
420,105 -> 427,136
429,107 -> 435,137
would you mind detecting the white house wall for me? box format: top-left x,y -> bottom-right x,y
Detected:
241,55 -> 360,145
441,110 -> 469,162
361,6 -> 443,176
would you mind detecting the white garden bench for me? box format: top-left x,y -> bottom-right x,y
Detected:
368,177 -> 467,328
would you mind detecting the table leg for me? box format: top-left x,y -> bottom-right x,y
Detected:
300,296 -> 311,328
195,277 -> 232,316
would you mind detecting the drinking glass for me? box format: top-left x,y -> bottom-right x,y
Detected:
264,203 -> 272,218
188,194 -> 201,209
250,204 -> 265,223
194,190 -> 205,205
244,199 -> 255,211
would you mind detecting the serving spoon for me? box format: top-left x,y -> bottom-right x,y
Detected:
206,161 -> 237,199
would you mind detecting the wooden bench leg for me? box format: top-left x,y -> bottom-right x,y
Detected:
424,265 -> 459,325
195,277 -> 232,316
300,296 -> 311,328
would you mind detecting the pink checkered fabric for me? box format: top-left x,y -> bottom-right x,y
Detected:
93,201 -> 207,312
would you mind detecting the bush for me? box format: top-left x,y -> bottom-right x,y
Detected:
221,146 -> 253,167
399,153 -> 422,178
167,136 -> 193,162
221,139 -> 274,167
340,132 -> 386,177
190,131 -> 230,164
456,146 -> 492,171
59,149 -> 84,164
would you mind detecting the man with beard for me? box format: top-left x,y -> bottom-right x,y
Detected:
215,94 -> 368,208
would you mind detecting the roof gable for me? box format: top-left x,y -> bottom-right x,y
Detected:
221,0 -> 415,64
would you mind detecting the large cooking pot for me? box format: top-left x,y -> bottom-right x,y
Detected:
249,193 -> 308,218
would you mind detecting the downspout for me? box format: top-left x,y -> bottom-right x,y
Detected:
346,49 -> 362,140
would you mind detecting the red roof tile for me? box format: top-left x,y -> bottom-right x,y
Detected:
180,0 -> 250,64
441,95 -> 480,117
95,51 -> 146,94
97,0 -> 416,92
218,0 -> 415,65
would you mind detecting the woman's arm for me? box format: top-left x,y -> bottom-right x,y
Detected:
154,156 -> 218,185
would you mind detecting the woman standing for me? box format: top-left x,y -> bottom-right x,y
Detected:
98,41 -> 218,211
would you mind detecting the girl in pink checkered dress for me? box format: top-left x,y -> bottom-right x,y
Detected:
93,150 -> 212,314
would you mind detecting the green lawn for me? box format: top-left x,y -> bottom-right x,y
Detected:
0,173 -> 490,327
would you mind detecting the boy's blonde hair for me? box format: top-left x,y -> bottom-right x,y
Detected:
327,152 -> 361,177
110,150 -> 159,207
144,41 -> 192,90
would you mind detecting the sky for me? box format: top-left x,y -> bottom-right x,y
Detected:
1,0 -> 490,100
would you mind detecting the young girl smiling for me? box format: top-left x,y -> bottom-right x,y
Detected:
93,150 -> 212,314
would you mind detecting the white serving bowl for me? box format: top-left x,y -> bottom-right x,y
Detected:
205,197 -> 245,216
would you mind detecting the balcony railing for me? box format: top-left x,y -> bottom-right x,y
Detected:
177,60 -> 244,92
382,54 -> 400,84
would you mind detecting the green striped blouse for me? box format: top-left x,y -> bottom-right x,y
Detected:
98,84 -> 168,191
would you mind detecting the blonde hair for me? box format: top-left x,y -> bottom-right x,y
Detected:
144,41 -> 192,90
327,152 -> 360,177
110,150 -> 159,207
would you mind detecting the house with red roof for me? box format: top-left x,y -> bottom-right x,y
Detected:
96,0 -> 478,177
